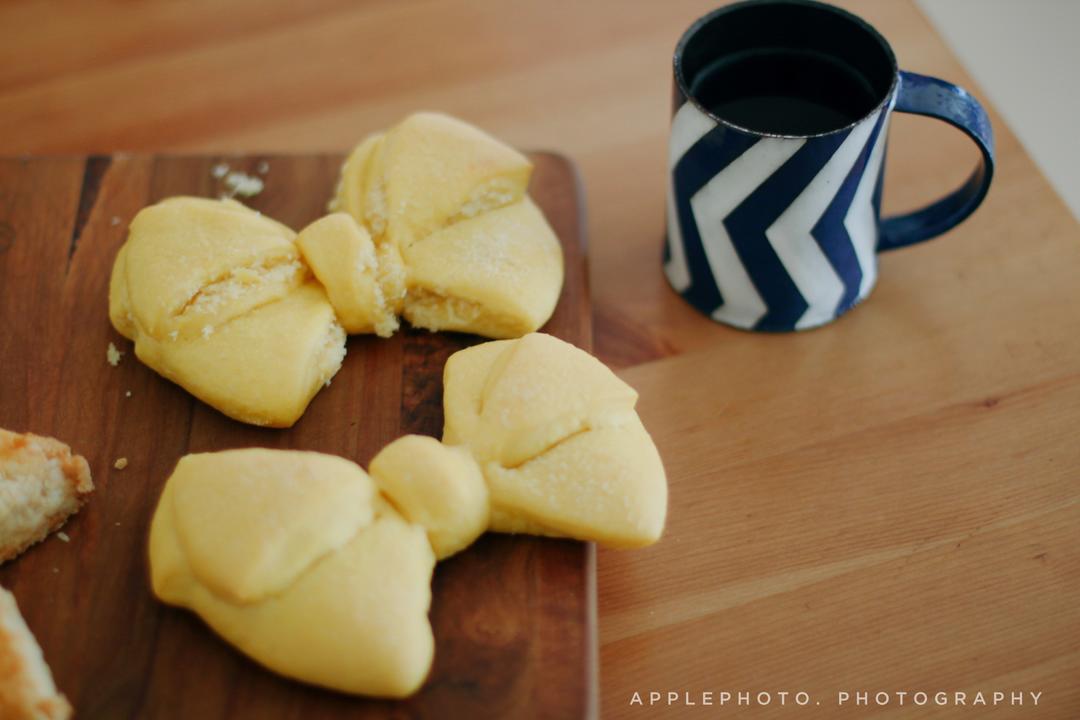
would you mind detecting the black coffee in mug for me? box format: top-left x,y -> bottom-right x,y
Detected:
665,0 -> 995,331
690,49 -> 882,135
677,0 -> 897,137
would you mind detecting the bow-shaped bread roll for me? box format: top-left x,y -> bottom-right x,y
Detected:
325,112 -> 564,339
443,333 -> 667,547
149,449 -> 438,698
148,334 -> 665,698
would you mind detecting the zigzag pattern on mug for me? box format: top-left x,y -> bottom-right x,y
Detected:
665,101 -> 891,331
814,107 -> 890,319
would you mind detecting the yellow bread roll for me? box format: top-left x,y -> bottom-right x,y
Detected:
295,213 -> 398,337
147,336 -> 666,697
483,415 -> 667,547
330,132 -> 384,229
335,112 -> 533,251
108,197 -> 346,427
369,435 -> 489,560
442,333 -> 667,548
160,450 -> 376,603
402,198 -> 563,339
108,243 -> 136,340
443,333 -> 638,467
330,112 -> 563,339
115,197 -> 302,342
328,132 -> 409,315
150,449 -> 436,698
130,283 -> 345,428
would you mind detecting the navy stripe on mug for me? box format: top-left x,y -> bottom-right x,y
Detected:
666,107 -> 760,316
813,107 -> 889,318
664,101 -> 893,331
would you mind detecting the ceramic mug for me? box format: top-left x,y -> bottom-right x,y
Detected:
663,0 -> 994,331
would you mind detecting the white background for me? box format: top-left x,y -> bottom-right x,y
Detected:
919,0 -> 1080,219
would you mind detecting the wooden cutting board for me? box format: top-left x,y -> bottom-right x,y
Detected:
0,153 -> 596,719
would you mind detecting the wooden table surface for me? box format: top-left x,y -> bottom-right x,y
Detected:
0,152 -> 596,719
1,1 -> 1077,718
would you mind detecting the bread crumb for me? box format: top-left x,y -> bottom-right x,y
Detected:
211,162 -> 230,179
52,567 -> 59,573
223,171 -> 264,198
125,390 -> 132,398
114,457 -> 128,470
257,160 -> 270,175
57,532 -> 70,543
107,342 -> 123,366
110,216 -> 122,226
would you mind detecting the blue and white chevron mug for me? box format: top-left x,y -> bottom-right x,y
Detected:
664,0 -> 994,331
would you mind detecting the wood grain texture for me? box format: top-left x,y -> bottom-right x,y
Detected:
1,0 -> 1079,717
0,0 -> 1003,366
0,152 -> 597,719
597,54 -> 1080,720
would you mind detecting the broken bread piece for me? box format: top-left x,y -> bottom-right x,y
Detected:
108,197 -> 346,427
442,333 -> 667,548
330,112 -> 564,339
0,587 -> 72,720
296,213 -> 399,337
149,449 -> 436,698
0,428 -> 93,564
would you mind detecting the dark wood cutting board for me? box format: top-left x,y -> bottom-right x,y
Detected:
0,152 -> 596,719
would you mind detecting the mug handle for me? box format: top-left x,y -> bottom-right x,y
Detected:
878,70 -> 995,251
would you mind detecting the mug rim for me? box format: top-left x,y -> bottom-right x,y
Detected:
673,0 -> 900,139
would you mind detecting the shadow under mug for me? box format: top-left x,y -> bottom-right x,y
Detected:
663,0 -> 994,332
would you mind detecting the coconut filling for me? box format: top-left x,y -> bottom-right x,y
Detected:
353,248 -> 400,340
338,156 -> 401,334
313,318 -> 347,389
331,137 -> 541,339
446,177 -> 522,224
115,250 -> 347,427
174,258 -> 307,340
371,243 -> 403,336
402,287 -> 524,340
396,180 -> 530,336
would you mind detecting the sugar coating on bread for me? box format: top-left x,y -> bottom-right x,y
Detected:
109,197 -> 346,427
0,587 -> 72,720
120,197 -> 302,342
360,112 -> 532,251
402,198 -> 563,339
0,429 -> 93,564
442,333 -> 667,548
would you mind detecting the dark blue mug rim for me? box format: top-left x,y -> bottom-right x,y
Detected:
673,0 -> 901,140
